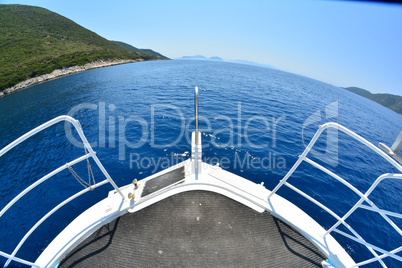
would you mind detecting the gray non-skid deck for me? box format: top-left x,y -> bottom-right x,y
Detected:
59,191 -> 325,267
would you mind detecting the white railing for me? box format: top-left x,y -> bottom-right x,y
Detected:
0,115 -> 125,268
268,122 -> 402,267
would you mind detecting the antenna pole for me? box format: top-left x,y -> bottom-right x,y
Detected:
195,86 -> 199,146
194,87 -> 199,180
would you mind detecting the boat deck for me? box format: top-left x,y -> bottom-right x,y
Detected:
59,190 -> 325,267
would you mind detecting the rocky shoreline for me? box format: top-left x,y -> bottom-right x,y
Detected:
0,59 -> 140,98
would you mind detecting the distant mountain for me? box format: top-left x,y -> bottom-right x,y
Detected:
344,87 -> 402,115
112,41 -> 169,59
180,55 -> 208,60
176,55 -> 275,69
223,59 -> 276,69
0,4 -> 159,92
209,56 -> 223,61
179,55 -> 223,61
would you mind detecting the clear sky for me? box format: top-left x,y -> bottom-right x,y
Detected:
2,0 -> 402,95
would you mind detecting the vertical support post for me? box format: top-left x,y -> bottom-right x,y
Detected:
195,86 -> 199,146
194,86 -> 199,180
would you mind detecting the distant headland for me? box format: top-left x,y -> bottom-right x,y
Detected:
0,4 -> 168,98
176,55 -> 276,69
344,87 -> 402,115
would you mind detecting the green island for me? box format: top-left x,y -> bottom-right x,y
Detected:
344,87 -> 402,115
0,4 -> 168,96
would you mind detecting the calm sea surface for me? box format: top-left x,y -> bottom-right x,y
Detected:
0,60 -> 401,266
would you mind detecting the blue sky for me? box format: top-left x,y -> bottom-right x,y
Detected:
2,0 -> 402,95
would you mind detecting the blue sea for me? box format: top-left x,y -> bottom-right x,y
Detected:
0,60 -> 401,267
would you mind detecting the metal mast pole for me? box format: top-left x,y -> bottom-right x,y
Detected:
195,86 -> 199,180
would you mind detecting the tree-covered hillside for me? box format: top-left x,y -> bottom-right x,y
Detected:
0,4 -> 160,91
344,87 -> 402,115
112,41 -> 168,59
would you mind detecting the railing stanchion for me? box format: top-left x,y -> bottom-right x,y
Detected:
267,122 -> 402,267
0,115 -> 126,266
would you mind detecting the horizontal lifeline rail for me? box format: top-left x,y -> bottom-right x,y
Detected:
0,115 -> 125,268
268,122 -> 402,267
